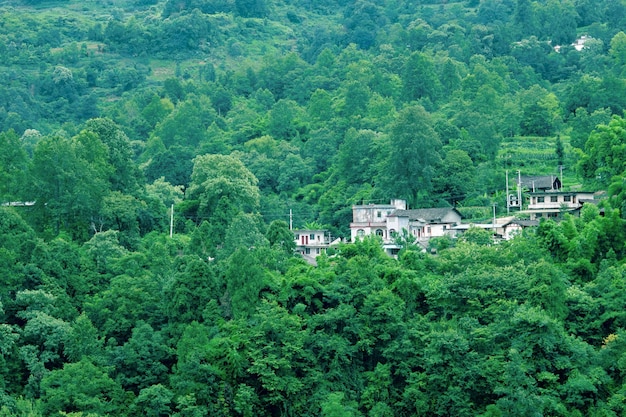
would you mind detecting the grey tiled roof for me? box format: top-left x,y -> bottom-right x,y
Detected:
519,175 -> 560,190
390,207 -> 462,222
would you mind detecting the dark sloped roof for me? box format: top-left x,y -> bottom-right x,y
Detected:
505,219 -> 539,227
391,207 -> 462,222
519,175 -> 561,190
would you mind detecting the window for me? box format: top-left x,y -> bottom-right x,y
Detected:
294,234 -> 299,240
310,233 -> 315,240
537,196 -> 545,203
316,248 -> 320,254
564,195 -> 571,202
305,248 -> 310,254
376,229 -> 384,237
550,196 -> 558,202
377,211 -> 381,218
389,229 -> 396,236
357,229 -> 365,237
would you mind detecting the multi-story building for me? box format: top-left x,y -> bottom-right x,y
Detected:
524,190 -> 596,220
293,229 -> 339,264
349,199 -> 462,255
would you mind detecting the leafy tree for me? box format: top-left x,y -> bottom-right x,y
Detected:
169,322 -> 219,414
222,212 -> 268,256
302,127 -> 341,172
555,135 -> 564,166
578,114 -> 626,186
141,94 -> 174,129
335,80 -> 371,119
378,105 -> 441,206
131,384 -> 174,417
335,129 -> 379,186
278,153 -> 313,194
153,95 -> 217,149
307,89 -> 334,123
540,0 -> 579,45
165,256 -> 219,325
64,313 -> 103,363
84,273 -> 164,342
83,118 -> 141,193
187,154 -> 260,222
610,31 -> 626,75
266,220 -> 296,254
235,0 -> 268,17
321,392 -> 360,417
401,52 -> 441,104
567,107 -> 611,150
144,146 -> 194,188
39,358 -> 125,416
100,191 -> 145,248
0,130 -> 27,201
28,134 -> 110,238
225,247 -> 273,319
109,321 -> 172,393
269,99 -> 304,141
83,230 -> 128,275
245,300 -> 314,414
145,177 -> 184,209
518,87 -> 561,136
433,149 -> 476,202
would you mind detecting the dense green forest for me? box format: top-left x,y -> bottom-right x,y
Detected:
4,0 -> 626,415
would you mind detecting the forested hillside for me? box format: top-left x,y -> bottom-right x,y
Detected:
3,0 -> 626,415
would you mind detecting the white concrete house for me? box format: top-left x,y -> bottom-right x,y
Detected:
523,190 -> 595,220
349,200 -> 462,255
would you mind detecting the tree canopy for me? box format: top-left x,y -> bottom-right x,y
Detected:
1,0 -> 626,414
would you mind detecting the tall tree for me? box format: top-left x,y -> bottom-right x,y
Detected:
0,130 -> 27,201
83,118 -> 141,194
378,105 -> 441,206
28,134 -> 110,238
578,114 -> 626,186
401,52 -> 441,104
187,154 -> 260,222
433,149 -> 476,202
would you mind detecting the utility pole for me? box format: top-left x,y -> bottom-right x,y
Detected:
170,204 -> 174,238
492,203 -> 497,234
506,170 -> 510,214
517,170 -> 522,211
289,209 -> 293,230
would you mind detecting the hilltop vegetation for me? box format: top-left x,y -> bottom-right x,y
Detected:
3,0 -> 626,415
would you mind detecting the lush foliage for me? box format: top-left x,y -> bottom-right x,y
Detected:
3,0 -> 626,415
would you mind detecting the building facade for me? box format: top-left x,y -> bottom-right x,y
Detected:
524,190 -> 595,220
349,200 -> 462,254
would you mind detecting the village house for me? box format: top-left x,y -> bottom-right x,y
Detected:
499,218 -> 540,240
514,175 -> 596,220
293,229 -> 341,265
349,199 -> 462,255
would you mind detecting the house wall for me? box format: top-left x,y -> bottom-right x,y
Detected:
503,224 -> 523,240
426,224 -> 452,238
386,216 -> 409,237
441,211 -> 463,224
352,205 -> 394,223
528,192 -> 594,210
349,202 -> 460,245
350,205 -> 395,242
294,230 -> 329,257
